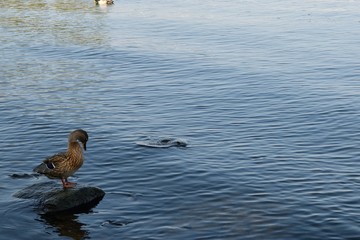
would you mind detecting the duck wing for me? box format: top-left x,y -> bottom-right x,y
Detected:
33,152 -> 69,176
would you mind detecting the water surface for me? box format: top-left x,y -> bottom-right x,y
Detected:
1,0 -> 360,239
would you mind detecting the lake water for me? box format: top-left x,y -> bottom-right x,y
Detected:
1,0 -> 360,239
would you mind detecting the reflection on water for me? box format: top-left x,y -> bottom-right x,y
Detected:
1,0 -> 111,46
40,213 -> 88,240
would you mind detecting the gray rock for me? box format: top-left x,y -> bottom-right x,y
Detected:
14,182 -> 105,213
136,136 -> 188,148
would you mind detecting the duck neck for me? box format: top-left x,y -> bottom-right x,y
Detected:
67,142 -> 84,161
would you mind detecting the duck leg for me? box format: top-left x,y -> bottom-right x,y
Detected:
61,178 -> 77,188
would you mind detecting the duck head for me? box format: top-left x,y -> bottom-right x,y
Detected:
69,129 -> 88,151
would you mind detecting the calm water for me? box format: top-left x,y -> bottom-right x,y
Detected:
1,0 -> 360,239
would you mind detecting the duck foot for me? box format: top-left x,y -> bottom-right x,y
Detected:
61,178 -> 77,188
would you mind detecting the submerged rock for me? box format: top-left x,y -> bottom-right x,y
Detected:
9,173 -> 40,179
14,182 -> 105,213
136,137 -> 188,148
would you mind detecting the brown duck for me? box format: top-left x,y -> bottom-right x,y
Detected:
33,129 -> 89,188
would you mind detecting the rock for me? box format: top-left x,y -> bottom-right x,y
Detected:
9,173 -> 40,179
14,182 -> 105,213
136,136 -> 188,148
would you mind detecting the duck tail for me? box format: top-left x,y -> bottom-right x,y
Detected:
33,162 -> 52,174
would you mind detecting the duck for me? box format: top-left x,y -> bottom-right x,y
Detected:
94,0 -> 114,5
33,129 -> 89,188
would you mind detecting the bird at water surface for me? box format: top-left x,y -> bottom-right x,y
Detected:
33,129 -> 89,188
94,0 -> 114,5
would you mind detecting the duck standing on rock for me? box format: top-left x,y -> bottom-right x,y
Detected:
33,129 -> 89,188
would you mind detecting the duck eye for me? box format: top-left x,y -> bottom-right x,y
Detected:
46,162 -> 55,169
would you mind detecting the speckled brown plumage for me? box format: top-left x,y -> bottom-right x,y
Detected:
33,129 -> 88,188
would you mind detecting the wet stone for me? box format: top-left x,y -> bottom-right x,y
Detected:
14,182 -> 105,213
136,137 -> 188,148
9,173 -> 40,179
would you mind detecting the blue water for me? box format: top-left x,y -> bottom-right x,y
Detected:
1,0 -> 360,239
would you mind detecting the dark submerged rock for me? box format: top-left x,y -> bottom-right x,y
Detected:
14,182 -> 105,213
9,173 -> 40,179
136,136 -> 188,148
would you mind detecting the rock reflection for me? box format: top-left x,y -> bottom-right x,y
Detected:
40,212 -> 88,240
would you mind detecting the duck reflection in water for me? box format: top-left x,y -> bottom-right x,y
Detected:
37,197 -> 103,239
40,213 -> 89,240
39,212 -> 88,240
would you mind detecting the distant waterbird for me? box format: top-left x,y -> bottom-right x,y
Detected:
95,0 -> 114,5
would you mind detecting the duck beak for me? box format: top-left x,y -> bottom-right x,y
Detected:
82,142 -> 87,151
